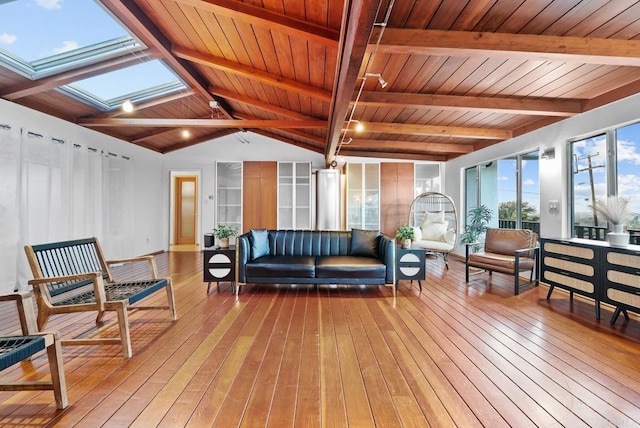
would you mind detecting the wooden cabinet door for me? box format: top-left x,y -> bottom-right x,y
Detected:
381,162 -> 414,237
243,161 -> 277,232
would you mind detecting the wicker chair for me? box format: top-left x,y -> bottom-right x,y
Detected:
409,192 -> 459,269
0,292 -> 68,409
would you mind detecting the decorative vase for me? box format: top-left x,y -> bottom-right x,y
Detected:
608,224 -> 629,247
218,237 -> 229,248
402,239 -> 412,249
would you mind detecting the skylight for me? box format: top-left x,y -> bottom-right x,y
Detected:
61,59 -> 187,110
0,0 -> 137,77
0,0 -> 187,110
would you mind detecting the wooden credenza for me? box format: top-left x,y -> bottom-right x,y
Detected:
541,237 -> 640,324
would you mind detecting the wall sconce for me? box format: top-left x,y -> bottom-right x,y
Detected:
541,148 -> 555,160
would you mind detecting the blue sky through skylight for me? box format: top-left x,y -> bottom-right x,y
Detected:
69,59 -> 182,100
0,0 -> 186,107
0,0 -> 127,62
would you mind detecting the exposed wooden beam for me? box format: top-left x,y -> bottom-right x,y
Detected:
0,54 -> 149,100
175,0 -> 339,46
339,148 -> 447,162
160,129 -> 237,153
173,46 -> 332,100
92,90 -> 197,118
581,77 -> 640,113
232,112 -> 326,147
78,118 -> 327,128
347,139 -> 474,154
356,92 -> 581,117
251,129 -> 324,154
347,122 -> 511,140
371,29 -> 640,66
100,0 -> 234,119
210,87 -> 321,121
325,0 -> 383,164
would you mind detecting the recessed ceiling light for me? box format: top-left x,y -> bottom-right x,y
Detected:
355,122 -> 364,132
122,100 -> 134,113
181,129 -> 191,139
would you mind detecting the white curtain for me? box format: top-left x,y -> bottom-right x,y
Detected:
71,145 -> 103,239
0,125 -> 21,294
101,153 -> 134,258
0,124 -> 136,293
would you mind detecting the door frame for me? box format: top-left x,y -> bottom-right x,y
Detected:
169,170 -> 201,247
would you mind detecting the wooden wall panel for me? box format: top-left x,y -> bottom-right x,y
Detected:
243,161 -> 277,232
380,162 -> 414,237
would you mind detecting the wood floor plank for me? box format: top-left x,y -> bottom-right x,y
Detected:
2,251 -> 640,427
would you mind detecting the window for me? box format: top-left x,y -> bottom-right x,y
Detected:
571,134 -> 607,240
464,150 -> 540,234
571,123 -> 640,240
615,123 -> 640,225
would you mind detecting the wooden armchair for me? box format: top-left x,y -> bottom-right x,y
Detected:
0,292 -> 68,409
24,237 -> 177,358
465,228 -> 539,295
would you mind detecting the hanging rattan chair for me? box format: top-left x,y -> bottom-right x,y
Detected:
408,192 -> 459,269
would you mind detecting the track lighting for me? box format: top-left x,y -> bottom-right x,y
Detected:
364,73 -> 388,88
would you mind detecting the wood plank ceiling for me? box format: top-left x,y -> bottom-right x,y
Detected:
4,0 -> 640,164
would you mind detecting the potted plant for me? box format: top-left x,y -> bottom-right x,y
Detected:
459,205 -> 493,252
395,224 -> 415,249
592,196 -> 630,247
212,223 -> 239,248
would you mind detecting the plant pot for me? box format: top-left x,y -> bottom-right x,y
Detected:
401,239 -> 412,249
608,223 -> 629,247
218,237 -> 229,248
608,232 -> 629,247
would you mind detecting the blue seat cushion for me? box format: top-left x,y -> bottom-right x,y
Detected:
315,256 -> 385,279
246,256 -> 315,278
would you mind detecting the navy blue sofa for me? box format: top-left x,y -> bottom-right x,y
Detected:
235,229 -> 396,295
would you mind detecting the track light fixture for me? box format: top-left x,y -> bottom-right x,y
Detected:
364,72 -> 388,88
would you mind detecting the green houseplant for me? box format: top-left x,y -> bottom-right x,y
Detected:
212,223 -> 239,248
459,205 -> 493,252
395,224 -> 415,249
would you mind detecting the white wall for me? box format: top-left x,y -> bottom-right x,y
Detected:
162,132 -> 326,245
0,99 -> 165,257
445,91 -> 640,248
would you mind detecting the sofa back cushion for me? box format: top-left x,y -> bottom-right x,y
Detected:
266,230 -> 350,257
349,229 -> 381,257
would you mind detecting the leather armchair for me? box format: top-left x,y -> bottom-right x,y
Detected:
465,228 -> 539,295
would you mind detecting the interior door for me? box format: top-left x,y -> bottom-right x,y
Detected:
175,176 -> 197,245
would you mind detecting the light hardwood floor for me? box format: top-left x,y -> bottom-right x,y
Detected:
1,251 -> 640,427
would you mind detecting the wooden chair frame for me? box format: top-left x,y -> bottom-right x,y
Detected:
24,237 -> 177,358
0,292 -> 68,409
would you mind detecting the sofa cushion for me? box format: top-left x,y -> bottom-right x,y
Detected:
246,256 -> 315,278
315,256 -> 386,279
350,229 -> 380,257
249,229 -> 270,260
